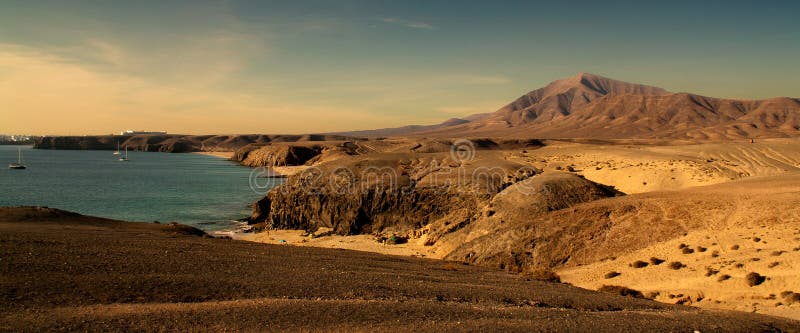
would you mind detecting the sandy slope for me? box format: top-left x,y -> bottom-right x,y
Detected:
240,139 -> 800,320
5,207 -> 796,331
558,225 -> 800,320
505,138 -> 800,194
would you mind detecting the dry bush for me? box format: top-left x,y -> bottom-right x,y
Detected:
522,269 -> 561,283
768,262 -> 780,268
604,271 -> 621,279
668,261 -> 685,270
731,244 -> 740,250
705,267 -> 719,276
681,247 -> 695,254
753,237 -> 761,242
771,250 -> 784,256
717,274 -> 731,282
781,291 -> 800,304
597,285 -> 645,299
649,257 -> 665,265
710,250 -> 720,258
696,246 -> 707,252
678,243 -> 687,249
745,272 -> 766,287
629,260 -> 649,268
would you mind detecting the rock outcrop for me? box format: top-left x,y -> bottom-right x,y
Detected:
248,152 -> 538,236
233,144 -> 324,167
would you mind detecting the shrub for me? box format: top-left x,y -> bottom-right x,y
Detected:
522,269 -> 561,283
598,285 -> 645,299
566,166 -> 575,172
710,250 -> 720,258
630,260 -> 649,268
649,257 -> 665,265
771,250 -> 784,256
768,262 -> 780,268
385,235 -> 407,245
681,247 -> 695,254
731,244 -> 740,250
753,237 -> 761,242
705,267 -> 719,276
745,272 -> 766,287
678,243 -> 687,249
717,274 -> 731,282
668,262 -> 685,270
604,271 -> 621,279
696,246 -> 707,252
782,292 -> 800,304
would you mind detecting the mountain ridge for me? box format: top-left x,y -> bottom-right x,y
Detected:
337,73 -> 800,140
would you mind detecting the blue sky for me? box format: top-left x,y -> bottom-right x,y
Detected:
1,0 -> 799,134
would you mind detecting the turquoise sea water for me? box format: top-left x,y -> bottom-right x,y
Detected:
0,145 -> 279,231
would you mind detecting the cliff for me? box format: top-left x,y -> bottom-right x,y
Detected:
34,134 -> 360,153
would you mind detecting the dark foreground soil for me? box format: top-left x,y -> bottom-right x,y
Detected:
0,207 -> 797,332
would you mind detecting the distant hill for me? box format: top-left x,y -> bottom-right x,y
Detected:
341,73 -> 800,140
333,113 -> 490,137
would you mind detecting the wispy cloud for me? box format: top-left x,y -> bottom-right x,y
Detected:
0,43 -> 387,135
380,17 -> 434,30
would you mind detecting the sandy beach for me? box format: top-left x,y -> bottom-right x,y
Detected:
192,151 -> 234,159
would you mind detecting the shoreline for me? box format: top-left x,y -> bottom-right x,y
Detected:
192,151 -> 234,159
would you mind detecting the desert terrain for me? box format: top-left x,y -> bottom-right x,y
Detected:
22,73 -> 800,325
232,137 -> 800,321
6,207 -> 800,331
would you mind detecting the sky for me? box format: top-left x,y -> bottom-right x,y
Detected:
1,0 -> 799,135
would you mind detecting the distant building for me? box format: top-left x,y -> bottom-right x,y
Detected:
119,130 -> 167,135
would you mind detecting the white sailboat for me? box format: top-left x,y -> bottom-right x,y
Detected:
113,141 -> 121,155
8,147 -> 26,169
118,146 -> 129,162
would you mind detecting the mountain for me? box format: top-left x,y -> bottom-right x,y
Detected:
333,113 -> 490,137
344,73 -> 800,140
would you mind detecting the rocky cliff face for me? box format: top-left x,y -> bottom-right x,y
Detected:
34,134 -> 359,153
233,144 -> 324,167
249,149 -> 633,273
248,152 -> 537,237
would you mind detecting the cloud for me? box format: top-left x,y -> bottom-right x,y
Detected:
380,17 -> 434,30
0,43 -> 390,135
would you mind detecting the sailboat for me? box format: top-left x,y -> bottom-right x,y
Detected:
8,147 -> 26,169
118,146 -> 129,162
113,141 -> 121,155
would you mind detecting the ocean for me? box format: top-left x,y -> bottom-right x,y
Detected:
0,145 -> 280,232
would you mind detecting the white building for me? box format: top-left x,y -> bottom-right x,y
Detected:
119,130 -> 167,135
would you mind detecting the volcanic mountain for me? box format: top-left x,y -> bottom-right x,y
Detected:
344,73 -> 800,140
